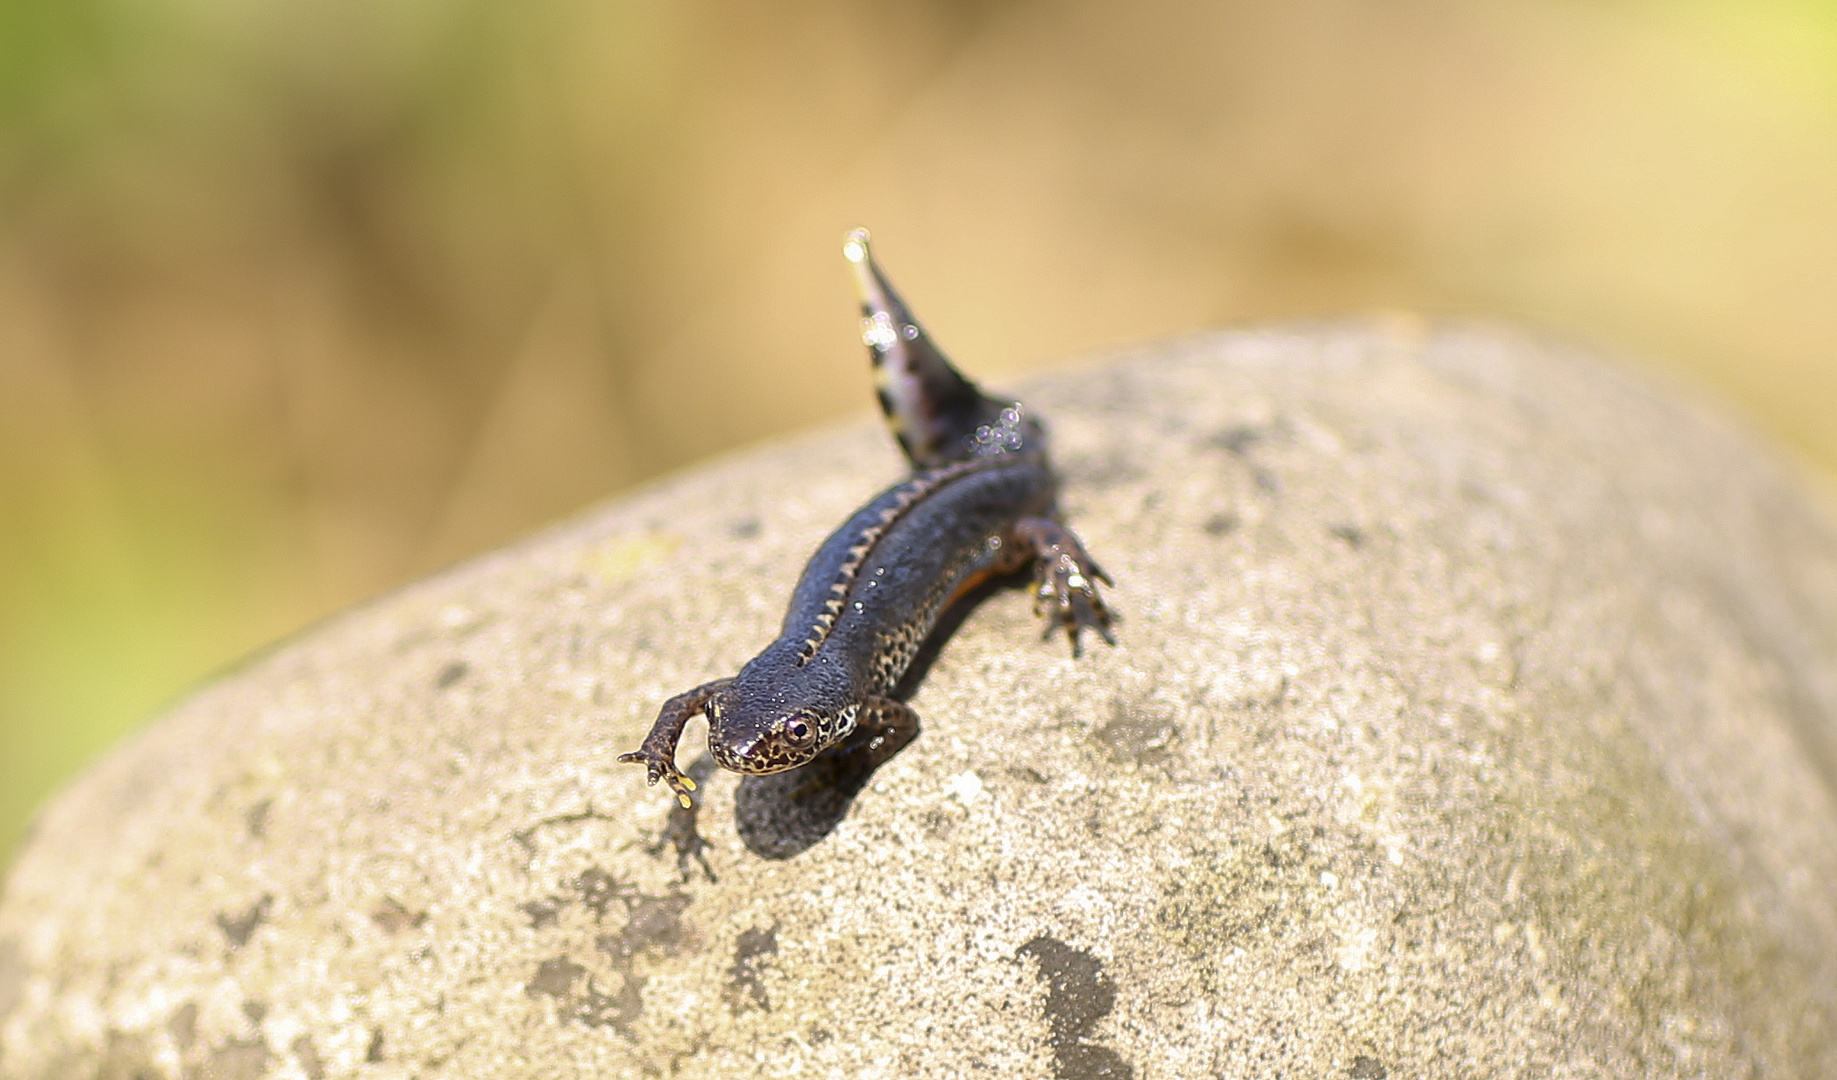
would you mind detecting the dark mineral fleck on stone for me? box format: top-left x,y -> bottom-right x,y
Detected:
215,894 -> 272,950
520,897 -> 564,930
168,1003 -> 199,1050
573,867 -> 625,921
291,1034 -> 325,1080
527,956 -> 586,998
726,926 -> 778,1014
1017,935 -> 1133,1080
243,799 -> 271,840
370,897 -> 426,935
600,892 -> 691,962
574,975 -> 645,1035
203,1038 -> 269,1080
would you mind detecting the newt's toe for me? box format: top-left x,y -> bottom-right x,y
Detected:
620,749 -> 698,806
1032,552 -> 1115,655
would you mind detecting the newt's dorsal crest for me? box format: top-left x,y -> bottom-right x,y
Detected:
844,228 -> 1017,470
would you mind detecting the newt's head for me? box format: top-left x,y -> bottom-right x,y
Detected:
706,693 -> 859,775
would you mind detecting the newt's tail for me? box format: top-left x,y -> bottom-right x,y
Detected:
844,228 -> 1028,469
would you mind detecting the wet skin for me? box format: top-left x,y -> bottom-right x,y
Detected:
621,229 -> 1113,807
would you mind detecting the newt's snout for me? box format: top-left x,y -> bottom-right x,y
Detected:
711,714 -> 821,775
709,732 -> 765,774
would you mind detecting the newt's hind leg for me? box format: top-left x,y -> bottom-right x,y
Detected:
1011,517 -> 1115,655
784,696 -> 919,802
854,696 -> 920,770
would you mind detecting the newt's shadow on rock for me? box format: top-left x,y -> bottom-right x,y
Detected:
733,726 -> 885,858
733,571 -> 1022,860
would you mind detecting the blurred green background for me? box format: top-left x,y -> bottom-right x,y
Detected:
3,0 -> 1836,870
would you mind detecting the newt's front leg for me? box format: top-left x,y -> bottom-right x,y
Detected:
1012,517 -> 1115,654
619,678 -> 734,807
855,696 -> 920,770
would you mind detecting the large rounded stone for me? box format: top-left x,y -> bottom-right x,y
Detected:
2,323 -> 1835,1078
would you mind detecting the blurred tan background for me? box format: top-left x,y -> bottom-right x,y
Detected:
2,0 -> 1836,868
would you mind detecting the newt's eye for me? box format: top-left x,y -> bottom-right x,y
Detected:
785,717 -> 815,744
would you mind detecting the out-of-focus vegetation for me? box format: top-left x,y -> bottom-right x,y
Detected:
3,0 -> 1836,868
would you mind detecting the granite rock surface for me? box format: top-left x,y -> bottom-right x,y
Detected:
3,322 -> 1836,1079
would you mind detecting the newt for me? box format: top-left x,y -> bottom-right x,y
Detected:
621,229 -> 1114,807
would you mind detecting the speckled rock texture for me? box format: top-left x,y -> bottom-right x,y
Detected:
3,322 -> 1837,1080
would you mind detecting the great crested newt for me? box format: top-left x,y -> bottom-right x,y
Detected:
621,229 -> 1114,807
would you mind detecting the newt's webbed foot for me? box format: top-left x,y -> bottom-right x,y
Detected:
618,746 -> 698,808
1013,517 -> 1115,655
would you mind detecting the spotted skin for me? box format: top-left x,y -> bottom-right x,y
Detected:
621,230 -> 1113,807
